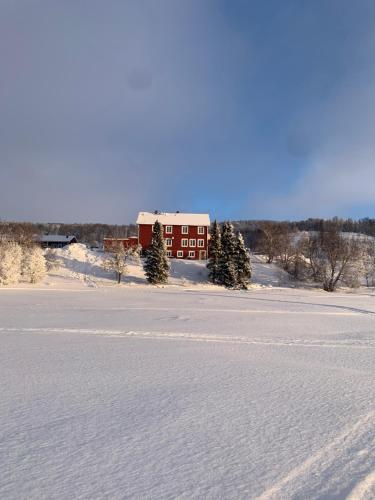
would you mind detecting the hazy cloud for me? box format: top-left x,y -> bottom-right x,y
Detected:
0,0 -> 252,222
1,0 -> 375,222
260,27 -> 375,219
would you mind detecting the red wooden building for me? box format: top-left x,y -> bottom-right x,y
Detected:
136,211 -> 210,260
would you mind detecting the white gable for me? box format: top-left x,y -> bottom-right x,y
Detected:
136,212 -> 210,226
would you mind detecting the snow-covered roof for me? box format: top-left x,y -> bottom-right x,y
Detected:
38,235 -> 76,243
136,212 -> 210,226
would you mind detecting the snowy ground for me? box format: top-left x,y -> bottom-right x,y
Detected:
1,246 -> 375,499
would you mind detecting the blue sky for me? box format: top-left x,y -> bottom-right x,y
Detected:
1,0 -> 375,223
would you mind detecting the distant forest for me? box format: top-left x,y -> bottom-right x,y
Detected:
1,217 -> 374,247
232,217 -> 375,248
0,222 -> 138,246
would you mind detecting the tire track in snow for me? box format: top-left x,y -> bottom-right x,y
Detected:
75,306 -> 363,316
347,470 -> 375,499
1,327 -> 375,350
257,411 -> 375,500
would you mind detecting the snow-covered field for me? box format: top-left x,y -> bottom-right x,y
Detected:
1,246 -> 375,499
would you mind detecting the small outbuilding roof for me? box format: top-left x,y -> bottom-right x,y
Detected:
136,212 -> 210,226
38,235 -> 76,243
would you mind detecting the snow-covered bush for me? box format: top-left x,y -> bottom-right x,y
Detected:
0,242 -> 23,285
22,245 -> 46,283
44,248 -> 62,272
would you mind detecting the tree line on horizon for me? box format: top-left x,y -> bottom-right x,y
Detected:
1,217 -> 375,248
0,221 -> 138,246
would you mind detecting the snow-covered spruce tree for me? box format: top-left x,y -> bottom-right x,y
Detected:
218,221 -> 238,288
143,220 -> 170,284
207,220 -> 222,284
0,241 -> 23,285
102,242 -> 129,284
22,245 -> 46,284
235,232 -> 251,289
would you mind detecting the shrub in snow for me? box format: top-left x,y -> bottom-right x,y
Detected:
127,244 -> 142,265
44,248 -> 62,272
22,245 -> 47,283
0,242 -> 23,285
287,238 -> 310,282
361,240 -> 375,287
143,220 -> 169,284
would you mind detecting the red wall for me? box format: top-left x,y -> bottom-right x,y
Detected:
104,238 -> 138,252
138,224 -> 208,259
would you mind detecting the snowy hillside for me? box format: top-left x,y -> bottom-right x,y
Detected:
48,243 -> 211,288
43,243 -> 289,289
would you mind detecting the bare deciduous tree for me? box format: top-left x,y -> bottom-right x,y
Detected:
360,239 -> 375,287
306,222 -> 363,292
102,242 -> 139,284
258,222 -> 288,264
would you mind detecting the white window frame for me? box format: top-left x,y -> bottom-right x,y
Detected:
165,225 -> 173,234
181,238 -> 188,247
197,226 -> 204,234
165,238 -> 172,247
188,250 -> 195,258
189,239 -> 196,247
166,250 -> 172,257
177,250 -> 183,258
197,239 -> 204,247
181,225 -> 189,234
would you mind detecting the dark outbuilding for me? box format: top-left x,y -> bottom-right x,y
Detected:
38,235 -> 77,248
